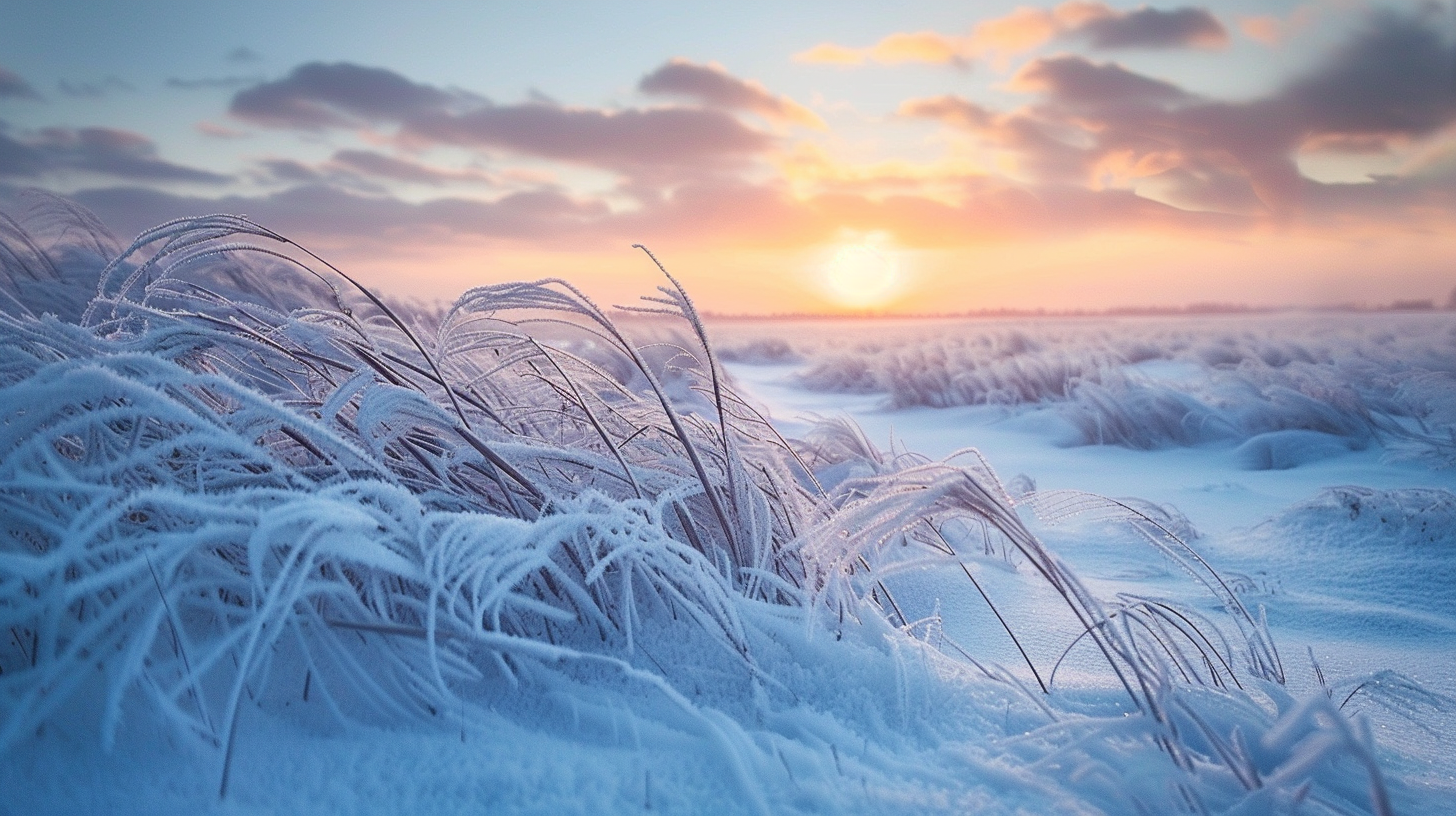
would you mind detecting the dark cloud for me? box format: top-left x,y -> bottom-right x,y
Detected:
908,8 -> 1456,220
1281,8 -> 1456,138
1011,56 -> 1190,105
1075,7 -> 1229,50
638,59 -> 823,126
0,127 -> 230,184
227,47 -> 262,63
230,62 -> 459,129
252,150 -> 495,187
403,103 -> 771,170
57,76 -> 134,99
1169,8 -> 1456,212
231,62 -> 775,175
0,132 -> 46,177
0,66 -> 40,100
328,150 -> 494,185
257,158 -> 326,184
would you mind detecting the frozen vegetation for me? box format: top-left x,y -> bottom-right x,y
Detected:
711,315 -> 1456,464
1,194 -> 1453,814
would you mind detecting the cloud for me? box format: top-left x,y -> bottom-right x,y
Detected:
168,75 -> 264,91
1281,9 -> 1456,139
254,150 -> 496,187
1238,16 -> 1282,46
0,66 -> 40,99
795,3 -> 1228,68
792,43 -> 865,65
227,47 -> 262,63
57,76 -> 134,99
327,150 -> 495,185
0,126 -> 230,184
59,170 -> 1240,264
256,158 -> 327,185
231,62 -> 774,176
1075,6 -> 1228,49
230,62 -> 460,129
897,96 -> 996,130
402,103 -> 771,171
1009,55 -> 1190,105
638,59 -> 824,127
196,121 -> 249,139
897,8 -> 1456,221
1239,5 -> 1319,47
867,31 -> 972,66
795,30 -> 975,67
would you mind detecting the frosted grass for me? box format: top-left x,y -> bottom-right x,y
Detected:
0,194 -> 1440,814
713,314 -> 1456,464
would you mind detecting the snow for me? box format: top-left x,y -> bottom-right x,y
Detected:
2,202 -> 1454,814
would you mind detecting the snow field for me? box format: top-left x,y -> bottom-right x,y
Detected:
0,196 -> 1450,814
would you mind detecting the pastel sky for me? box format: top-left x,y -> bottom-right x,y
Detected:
2,1 -> 1453,313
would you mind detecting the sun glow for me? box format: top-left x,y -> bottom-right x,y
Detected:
820,236 -> 904,309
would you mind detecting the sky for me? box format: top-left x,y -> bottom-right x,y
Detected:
1,0 -> 1454,313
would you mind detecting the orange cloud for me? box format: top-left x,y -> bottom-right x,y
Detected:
793,43 -> 866,65
795,31 -> 971,67
1239,4 -> 1318,46
1239,16 -> 1282,46
639,59 -> 826,129
870,31 -> 971,65
795,3 -> 1229,70
776,141 -> 992,205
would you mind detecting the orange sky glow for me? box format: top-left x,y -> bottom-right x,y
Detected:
2,1 -> 1453,313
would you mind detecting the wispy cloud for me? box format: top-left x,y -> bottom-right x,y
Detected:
327,149 -> 496,185
226,46 -> 262,63
0,66 -> 40,100
195,121 -> 249,139
1239,5 -> 1319,47
229,62 -> 462,129
638,59 -> 825,128
57,76 -> 134,99
167,75 -> 265,91
795,3 -> 1228,68
0,126 -> 230,184
252,149 -> 498,187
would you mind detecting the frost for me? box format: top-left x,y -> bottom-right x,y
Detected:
0,198 -> 1436,814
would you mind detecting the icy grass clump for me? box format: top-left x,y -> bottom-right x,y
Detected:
795,327 -> 1121,407
712,314 -> 1456,462
0,201 -> 1426,813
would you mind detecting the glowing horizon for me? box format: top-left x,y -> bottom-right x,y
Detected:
2,1 -> 1453,313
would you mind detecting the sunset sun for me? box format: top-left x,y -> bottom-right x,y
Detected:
822,238 -> 903,309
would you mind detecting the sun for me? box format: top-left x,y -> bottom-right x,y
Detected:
821,238 -> 903,309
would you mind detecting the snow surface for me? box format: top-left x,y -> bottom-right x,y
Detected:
3,204 -> 1454,815
719,316 -> 1456,806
